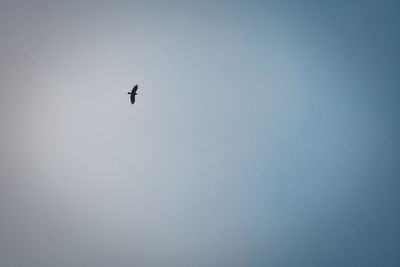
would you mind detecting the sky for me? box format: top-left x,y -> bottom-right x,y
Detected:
0,0 -> 399,266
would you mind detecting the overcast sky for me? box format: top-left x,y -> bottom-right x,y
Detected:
0,1 -> 399,266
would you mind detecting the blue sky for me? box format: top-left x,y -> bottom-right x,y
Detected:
0,1 -> 399,266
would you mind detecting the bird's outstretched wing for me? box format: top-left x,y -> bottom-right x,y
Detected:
132,84 -> 138,94
130,94 -> 136,104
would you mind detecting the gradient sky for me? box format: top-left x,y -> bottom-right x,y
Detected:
1,1 -> 399,266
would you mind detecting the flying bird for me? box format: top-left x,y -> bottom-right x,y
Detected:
128,84 -> 138,104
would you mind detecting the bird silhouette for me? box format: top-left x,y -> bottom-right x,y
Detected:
128,84 -> 138,104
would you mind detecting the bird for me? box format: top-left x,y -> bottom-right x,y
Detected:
128,84 -> 138,104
